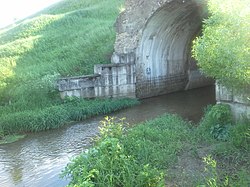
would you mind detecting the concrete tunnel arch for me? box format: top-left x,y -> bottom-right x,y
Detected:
58,0 -> 215,99
135,0 -> 212,98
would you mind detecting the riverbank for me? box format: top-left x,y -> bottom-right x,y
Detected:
63,104 -> 250,186
0,0 -> 124,142
0,134 -> 26,145
0,98 -> 139,144
0,86 -> 216,186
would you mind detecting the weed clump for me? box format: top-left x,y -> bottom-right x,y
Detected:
62,117 -> 165,187
197,104 -> 234,141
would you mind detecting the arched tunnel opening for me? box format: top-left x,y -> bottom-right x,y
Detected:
136,0 -> 213,98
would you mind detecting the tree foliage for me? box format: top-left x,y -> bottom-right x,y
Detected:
193,0 -> 250,94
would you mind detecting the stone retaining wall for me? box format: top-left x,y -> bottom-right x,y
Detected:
216,84 -> 250,120
58,63 -> 136,99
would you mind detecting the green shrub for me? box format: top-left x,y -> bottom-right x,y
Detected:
192,0 -> 250,93
197,104 -> 233,141
62,117 -> 164,187
62,113 -> 249,186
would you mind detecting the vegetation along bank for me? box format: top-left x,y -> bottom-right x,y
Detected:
62,105 -> 249,186
0,0 -> 139,141
62,0 -> 249,186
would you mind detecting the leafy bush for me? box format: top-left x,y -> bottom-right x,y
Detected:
63,114 -> 249,186
192,0 -> 250,93
210,124 -> 229,141
197,104 -> 233,141
62,117 -> 164,187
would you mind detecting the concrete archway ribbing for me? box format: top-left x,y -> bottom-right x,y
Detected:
140,1 -> 204,76
136,0 -> 207,97
58,0 -> 214,99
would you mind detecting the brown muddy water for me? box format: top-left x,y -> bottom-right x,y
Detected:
0,86 -> 215,187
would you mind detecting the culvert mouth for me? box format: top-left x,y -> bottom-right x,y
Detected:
136,0 -> 211,98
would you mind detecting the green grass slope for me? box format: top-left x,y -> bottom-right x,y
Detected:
0,0 -> 123,110
0,0 -> 140,138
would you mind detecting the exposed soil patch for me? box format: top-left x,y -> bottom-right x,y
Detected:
165,144 -> 207,186
165,142 -> 250,186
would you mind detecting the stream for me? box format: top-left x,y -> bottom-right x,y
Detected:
0,86 -> 215,187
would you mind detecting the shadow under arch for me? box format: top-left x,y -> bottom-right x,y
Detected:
135,0 -> 212,98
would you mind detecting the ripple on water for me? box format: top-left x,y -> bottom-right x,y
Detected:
0,86 -> 215,187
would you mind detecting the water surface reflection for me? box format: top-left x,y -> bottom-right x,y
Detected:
0,86 -> 215,187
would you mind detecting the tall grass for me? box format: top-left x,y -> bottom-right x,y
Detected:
62,114 -> 194,186
62,116 -> 168,187
0,98 -> 139,135
0,0 -> 131,135
63,107 -> 249,186
0,0 -> 123,109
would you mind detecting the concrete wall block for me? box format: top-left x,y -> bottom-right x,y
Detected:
97,86 -> 113,98
64,90 -> 81,98
94,65 -> 102,74
99,75 -> 112,86
118,84 -> 135,94
216,84 -> 249,120
187,78 -> 214,90
58,75 -> 100,91
93,84 -> 136,98
67,80 -> 79,90
186,70 -> 214,90
112,84 -> 135,98
233,95 -> 250,105
58,79 -> 68,91
216,84 -> 233,102
112,52 -> 136,64
94,87 -> 103,98
136,74 -> 187,98
218,101 -> 250,121
117,74 -> 128,85
78,78 -> 95,88
80,87 -> 95,98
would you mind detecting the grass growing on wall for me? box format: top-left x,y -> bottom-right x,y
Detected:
0,0 -> 130,136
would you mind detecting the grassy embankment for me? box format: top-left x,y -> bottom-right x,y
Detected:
63,104 -> 250,186
0,0 -> 140,140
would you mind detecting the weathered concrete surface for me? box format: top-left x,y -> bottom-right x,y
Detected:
58,63 -> 135,98
112,0 -> 213,98
216,84 -> 250,120
58,0 -> 214,99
